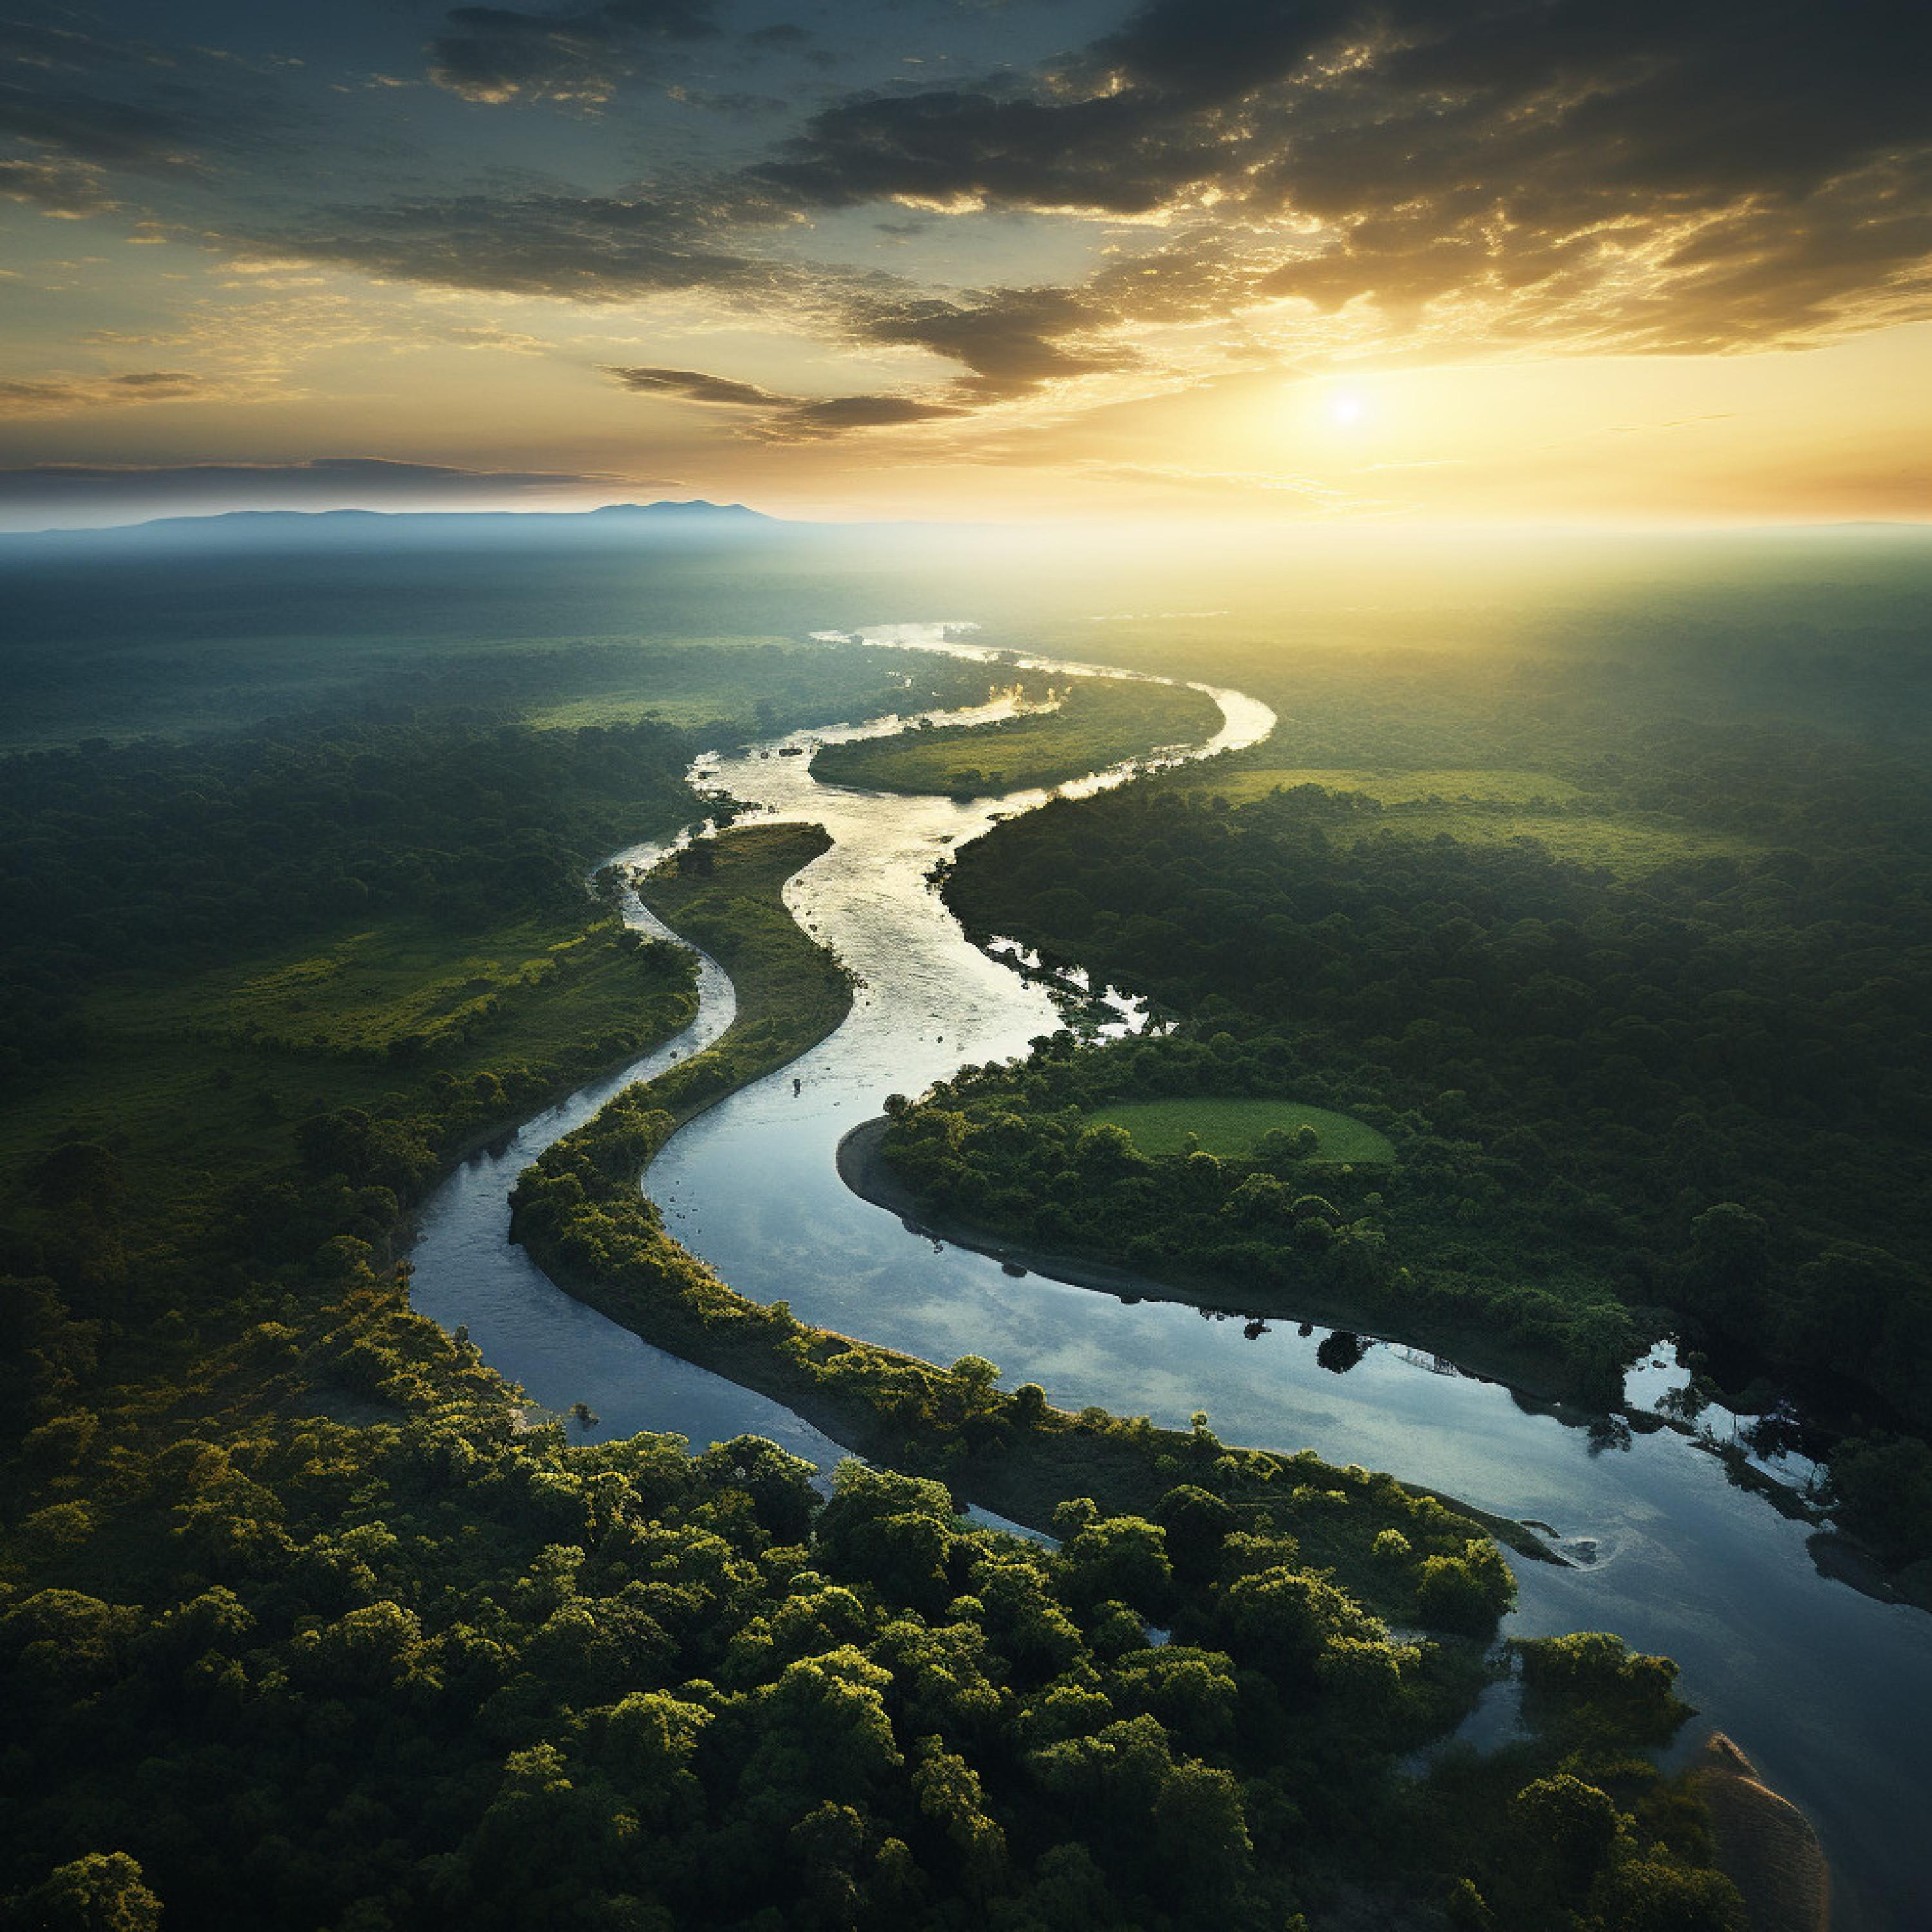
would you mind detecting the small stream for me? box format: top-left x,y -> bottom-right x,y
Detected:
409,624 -> 1931,1929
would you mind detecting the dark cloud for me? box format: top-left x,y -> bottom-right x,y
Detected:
668,86 -> 791,117
0,457 -> 657,522
847,287 -> 1135,399
1084,0 -> 1350,105
750,0 -> 1932,354
0,27 -> 298,217
428,0 -> 721,104
0,371 -> 214,415
0,151 -> 114,214
768,393 -> 965,436
0,16 -> 167,78
595,287 -> 1132,433
601,363 -> 785,405
598,363 -> 963,439
755,88 -> 1209,216
0,82 -> 204,178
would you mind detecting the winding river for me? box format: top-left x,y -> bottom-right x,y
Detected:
409,624 -> 1931,1929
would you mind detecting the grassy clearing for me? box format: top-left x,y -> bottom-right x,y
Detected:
811,676 -> 1221,797
1084,1097 -> 1396,1164
1,909 -> 697,1255
520,636 -> 800,728
1359,809 -> 1758,872
1188,765 -> 1586,806
1174,766 -> 1759,873
98,915 -> 635,1061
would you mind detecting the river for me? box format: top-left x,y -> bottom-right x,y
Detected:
408,623 -> 1931,1929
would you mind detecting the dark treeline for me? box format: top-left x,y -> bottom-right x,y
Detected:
0,716 -> 688,1074
933,665 -> 1932,1589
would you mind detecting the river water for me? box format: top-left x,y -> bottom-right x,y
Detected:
410,624 -> 1930,1929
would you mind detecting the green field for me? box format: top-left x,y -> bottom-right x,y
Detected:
811,675 -> 1221,797
1168,765 -> 1759,874
97,914 -> 649,1061
1084,1097 -> 1396,1163
0,909 -> 697,1255
1187,765 -> 1585,806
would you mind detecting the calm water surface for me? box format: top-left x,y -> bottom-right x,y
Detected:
410,625 -> 1931,1929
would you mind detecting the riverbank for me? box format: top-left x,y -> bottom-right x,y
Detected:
836,1113 -> 1592,1416
1692,1734 -> 1831,1932
506,825 -> 1556,1616
517,1122 -> 1544,1625
810,674 -> 1222,797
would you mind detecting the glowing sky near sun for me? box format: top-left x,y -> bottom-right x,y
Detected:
1,0 -> 1928,527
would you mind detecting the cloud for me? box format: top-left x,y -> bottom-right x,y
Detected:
753,87 -> 1206,218
427,0 -> 721,105
764,393 -> 965,438
232,187 -> 778,302
102,0 -> 1927,468
845,286 -> 1135,400
598,361 -> 963,439
601,363 -> 786,406
0,370 -> 214,415
0,30 -> 300,224
0,153 -> 116,215
0,457 -> 668,524
750,0 -> 1932,358
0,81 -> 204,180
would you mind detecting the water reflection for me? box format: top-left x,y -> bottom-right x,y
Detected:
1316,1330 -> 1372,1375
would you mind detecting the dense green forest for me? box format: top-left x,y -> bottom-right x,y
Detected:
0,619 -> 1752,1927
500,818 -> 1745,1932
913,642 -> 1932,1590
811,677 -> 1222,799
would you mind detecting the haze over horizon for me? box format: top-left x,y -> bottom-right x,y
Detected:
3,0 -> 1928,531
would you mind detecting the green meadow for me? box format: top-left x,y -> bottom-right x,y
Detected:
1084,1096 -> 1397,1164
1174,766 -> 1759,873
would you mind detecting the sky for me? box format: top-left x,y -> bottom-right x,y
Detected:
1,0 -> 1929,527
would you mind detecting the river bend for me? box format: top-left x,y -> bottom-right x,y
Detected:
409,623 -> 1930,1929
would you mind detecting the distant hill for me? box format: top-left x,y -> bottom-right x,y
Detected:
0,499 -> 788,549
588,500 -> 772,522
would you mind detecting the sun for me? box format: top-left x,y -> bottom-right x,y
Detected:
1328,390 -> 1367,426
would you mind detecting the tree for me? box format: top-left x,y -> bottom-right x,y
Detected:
1061,1516 -> 1174,1620
8,1852 -> 163,1931
1683,1203 -> 1770,1330
949,1354 -> 1001,1418
28,1143 -> 123,1217
1824,1434 -> 1932,1569
1151,1486 -> 1236,1584
1511,1773 -> 1621,1891
1151,1757 -> 1251,1899
911,1741 -> 1009,1899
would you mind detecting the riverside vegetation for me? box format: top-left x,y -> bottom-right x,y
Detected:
504,819 -> 1747,1931
878,634 -> 1932,1596
810,676 -> 1222,799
